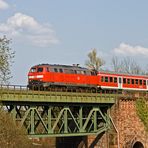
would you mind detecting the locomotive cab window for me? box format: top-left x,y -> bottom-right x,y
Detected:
30,67 -> 36,72
37,67 -> 43,72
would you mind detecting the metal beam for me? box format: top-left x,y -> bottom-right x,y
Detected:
0,85 -> 114,137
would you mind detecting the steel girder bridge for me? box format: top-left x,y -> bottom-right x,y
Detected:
0,85 -> 116,138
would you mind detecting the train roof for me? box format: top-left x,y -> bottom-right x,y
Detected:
32,63 -> 89,71
31,64 -> 148,78
98,70 -> 148,78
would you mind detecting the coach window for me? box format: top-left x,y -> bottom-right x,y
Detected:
110,77 -> 113,82
135,79 -> 138,85
114,77 -> 117,83
144,80 -> 146,85
132,79 -> 134,84
127,79 -> 130,84
105,77 -> 108,82
123,78 -> 126,84
140,80 -> 142,85
101,76 -> 104,82
37,67 -> 43,72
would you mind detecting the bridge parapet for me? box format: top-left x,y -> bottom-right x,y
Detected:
0,85 -> 116,104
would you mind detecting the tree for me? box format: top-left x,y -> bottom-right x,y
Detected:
85,48 -> 105,73
111,56 -> 121,72
111,56 -> 142,74
0,36 -> 15,84
0,110 -> 34,147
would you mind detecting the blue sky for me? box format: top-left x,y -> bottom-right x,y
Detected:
0,0 -> 148,84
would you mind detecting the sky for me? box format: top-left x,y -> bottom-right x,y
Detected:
0,0 -> 148,85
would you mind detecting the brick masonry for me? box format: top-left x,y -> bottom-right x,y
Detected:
114,99 -> 148,147
87,99 -> 148,148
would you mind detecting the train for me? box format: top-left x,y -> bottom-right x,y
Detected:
27,64 -> 148,92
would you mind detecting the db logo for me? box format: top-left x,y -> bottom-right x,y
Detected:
77,76 -> 80,80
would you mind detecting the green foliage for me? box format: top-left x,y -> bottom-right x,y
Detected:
136,98 -> 148,131
0,36 -> 15,84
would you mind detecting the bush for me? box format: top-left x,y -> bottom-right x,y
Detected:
0,110 -> 34,148
136,98 -> 148,131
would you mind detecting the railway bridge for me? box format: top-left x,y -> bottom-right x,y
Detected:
0,85 -> 148,147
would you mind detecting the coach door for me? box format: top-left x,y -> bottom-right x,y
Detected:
118,77 -> 122,89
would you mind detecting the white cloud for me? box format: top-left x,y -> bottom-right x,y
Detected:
113,43 -> 148,56
0,0 -> 9,10
0,13 -> 59,47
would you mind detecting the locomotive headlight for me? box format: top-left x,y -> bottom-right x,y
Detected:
28,76 -> 35,79
36,75 -> 44,78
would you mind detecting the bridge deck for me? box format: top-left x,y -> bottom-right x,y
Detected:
0,85 -> 116,104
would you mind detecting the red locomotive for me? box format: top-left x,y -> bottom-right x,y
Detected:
28,64 -> 148,91
28,64 -> 99,91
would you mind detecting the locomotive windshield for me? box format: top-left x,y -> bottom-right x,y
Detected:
30,67 -> 36,72
30,67 -> 43,72
37,67 -> 43,72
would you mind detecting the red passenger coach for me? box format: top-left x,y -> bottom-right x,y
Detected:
98,71 -> 148,91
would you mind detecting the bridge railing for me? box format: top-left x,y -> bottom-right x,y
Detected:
0,84 -> 117,104
0,85 -> 147,99
2,84 -> 148,103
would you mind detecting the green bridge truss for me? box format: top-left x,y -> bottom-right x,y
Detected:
0,85 -> 116,138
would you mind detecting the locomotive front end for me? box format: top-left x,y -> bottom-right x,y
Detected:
28,65 -> 45,90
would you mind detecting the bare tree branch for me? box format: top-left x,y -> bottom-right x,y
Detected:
0,36 -> 15,84
111,56 -> 142,74
85,48 -> 105,72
